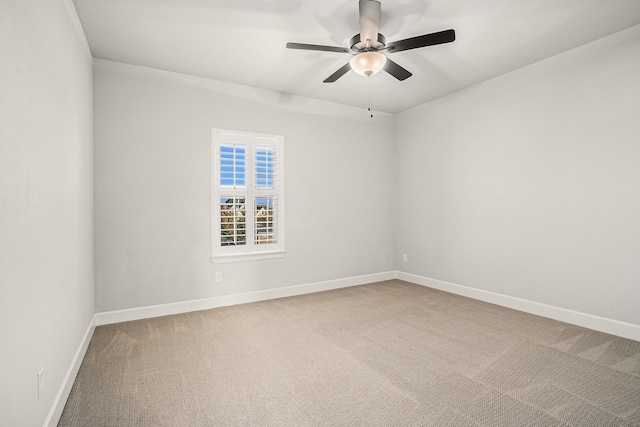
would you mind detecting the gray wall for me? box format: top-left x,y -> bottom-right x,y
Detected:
0,1 -> 94,425
93,59 -> 395,312
395,25 -> 640,326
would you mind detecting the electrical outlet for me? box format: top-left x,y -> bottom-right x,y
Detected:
215,272 -> 222,283
37,367 -> 44,400
402,254 -> 408,263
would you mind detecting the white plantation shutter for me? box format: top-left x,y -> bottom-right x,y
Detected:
220,197 -> 246,246
254,145 -> 277,190
219,143 -> 246,190
254,144 -> 279,245
254,197 -> 278,244
212,130 -> 284,263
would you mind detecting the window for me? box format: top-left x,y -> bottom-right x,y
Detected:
212,129 -> 284,263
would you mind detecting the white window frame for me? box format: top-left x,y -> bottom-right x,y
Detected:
211,129 -> 285,263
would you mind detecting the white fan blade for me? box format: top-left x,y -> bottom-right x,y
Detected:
359,0 -> 381,47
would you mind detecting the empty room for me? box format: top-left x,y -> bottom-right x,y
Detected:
2,0 -> 640,426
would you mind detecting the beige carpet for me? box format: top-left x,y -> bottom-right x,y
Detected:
59,280 -> 640,426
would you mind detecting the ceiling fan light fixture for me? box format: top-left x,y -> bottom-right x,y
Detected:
350,51 -> 387,77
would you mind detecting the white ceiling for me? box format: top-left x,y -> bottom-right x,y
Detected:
73,0 -> 640,114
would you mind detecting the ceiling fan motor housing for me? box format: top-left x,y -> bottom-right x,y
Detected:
350,33 -> 386,51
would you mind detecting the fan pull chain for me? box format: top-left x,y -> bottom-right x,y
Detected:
368,79 -> 373,119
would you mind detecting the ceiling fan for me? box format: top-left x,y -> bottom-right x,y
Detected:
286,0 -> 455,83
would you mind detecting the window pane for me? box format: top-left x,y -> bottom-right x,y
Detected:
255,197 -> 277,244
255,146 -> 276,189
220,144 -> 246,189
220,197 -> 246,246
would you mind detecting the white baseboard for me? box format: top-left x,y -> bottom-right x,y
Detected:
94,269 -> 640,337
43,315 -> 96,427
397,271 -> 640,342
95,271 -> 397,326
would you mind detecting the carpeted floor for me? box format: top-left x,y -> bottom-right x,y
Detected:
58,280 -> 640,426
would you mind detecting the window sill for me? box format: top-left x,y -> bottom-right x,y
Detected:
211,250 -> 285,264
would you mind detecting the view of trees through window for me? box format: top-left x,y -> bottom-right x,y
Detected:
220,197 -> 277,246
255,197 -> 276,244
220,197 -> 246,246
